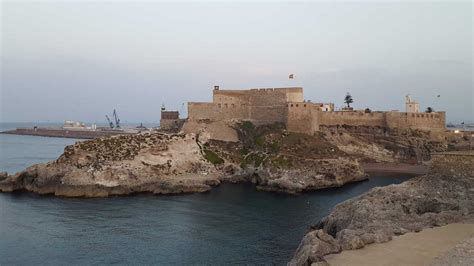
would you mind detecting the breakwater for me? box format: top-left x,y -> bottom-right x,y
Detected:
1,127 -> 134,139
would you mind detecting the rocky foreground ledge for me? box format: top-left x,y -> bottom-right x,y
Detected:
0,123 -> 369,197
290,151 -> 474,265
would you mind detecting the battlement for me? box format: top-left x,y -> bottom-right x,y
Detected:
214,87 -> 303,93
187,87 -> 446,135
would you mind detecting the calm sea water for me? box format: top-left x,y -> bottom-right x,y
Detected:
0,123 -> 412,264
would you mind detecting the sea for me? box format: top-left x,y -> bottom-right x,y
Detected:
0,122 -> 412,265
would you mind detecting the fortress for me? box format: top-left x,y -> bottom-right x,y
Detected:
185,86 -> 446,135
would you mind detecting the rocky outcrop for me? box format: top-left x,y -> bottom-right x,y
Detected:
1,122 -> 451,198
320,126 -> 448,163
0,132 -> 221,197
431,236 -> 474,266
290,152 -> 474,265
204,122 -> 367,194
254,158 -> 365,194
0,123 -> 367,197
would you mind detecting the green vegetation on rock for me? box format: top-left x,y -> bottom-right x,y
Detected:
204,149 -> 224,165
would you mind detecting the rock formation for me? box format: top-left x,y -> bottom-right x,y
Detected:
0,133 -> 220,197
0,123 -> 368,197
319,125 -> 447,163
290,152 -> 474,265
0,122 -> 453,197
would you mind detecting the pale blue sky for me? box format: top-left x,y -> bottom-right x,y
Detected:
1,1 -> 472,123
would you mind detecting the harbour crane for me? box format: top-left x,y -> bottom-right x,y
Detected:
113,109 -> 120,128
105,115 -> 114,128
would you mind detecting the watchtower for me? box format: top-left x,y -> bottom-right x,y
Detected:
405,94 -> 420,113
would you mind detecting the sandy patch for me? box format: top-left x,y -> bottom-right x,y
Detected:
324,223 -> 474,266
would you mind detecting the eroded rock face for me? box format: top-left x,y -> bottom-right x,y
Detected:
0,132 -> 221,197
203,122 -> 367,194
255,158 -> 366,194
320,126 -> 448,163
0,123 -> 368,197
290,152 -> 474,265
2,123 -> 447,198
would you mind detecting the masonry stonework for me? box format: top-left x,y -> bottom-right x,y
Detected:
187,87 -> 446,135
188,87 -> 303,125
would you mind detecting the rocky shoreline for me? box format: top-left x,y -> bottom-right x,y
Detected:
0,123 -> 370,197
0,123 -> 451,197
1,122 -> 470,265
290,151 -> 474,265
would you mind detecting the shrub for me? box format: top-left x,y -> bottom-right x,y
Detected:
204,149 -> 224,165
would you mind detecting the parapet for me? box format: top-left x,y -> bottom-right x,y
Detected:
213,87 -> 303,94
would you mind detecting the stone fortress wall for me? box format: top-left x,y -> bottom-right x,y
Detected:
188,87 -> 303,125
187,87 -> 446,135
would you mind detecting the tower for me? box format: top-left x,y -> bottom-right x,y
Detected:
405,94 -> 419,113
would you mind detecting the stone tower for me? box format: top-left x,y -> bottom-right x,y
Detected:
405,94 -> 420,113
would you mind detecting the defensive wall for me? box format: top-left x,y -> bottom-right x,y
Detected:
287,101 -> 446,135
188,87 -> 303,125
187,87 -> 446,135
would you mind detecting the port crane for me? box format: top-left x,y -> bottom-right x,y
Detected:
113,109 -> 120,128
105,109 -> 121,129
105,115 -> 114,128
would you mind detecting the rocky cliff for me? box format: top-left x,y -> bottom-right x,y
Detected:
290,152 -> 474,265
0,122 -> 453,197
0,122 -> 367,197
0,133 -> 221,197
319,125 -> 447,163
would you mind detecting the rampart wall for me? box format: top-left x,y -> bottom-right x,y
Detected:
287,102 -> 446,135
319,111 -> 387,127
188,87 -> 303,125
386,111 -> 446,130
187,102 -> 248,121
287,103 -> 320,134
187,87 -> 446,135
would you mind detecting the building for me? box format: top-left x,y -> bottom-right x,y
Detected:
313,102 -> 335,112
188,86 -> 304,125
405,94 -> 420,113
63,120 -> 86,129
187,86 -> 446,136
160,106 -> 184,131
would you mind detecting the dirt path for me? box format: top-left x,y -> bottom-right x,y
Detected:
324,223 -> 474,266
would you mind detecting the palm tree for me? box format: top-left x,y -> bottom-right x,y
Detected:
426,107 -> 434,113
344,93 -> 353,108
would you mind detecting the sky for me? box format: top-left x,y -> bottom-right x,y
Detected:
1,1 -> 472,124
